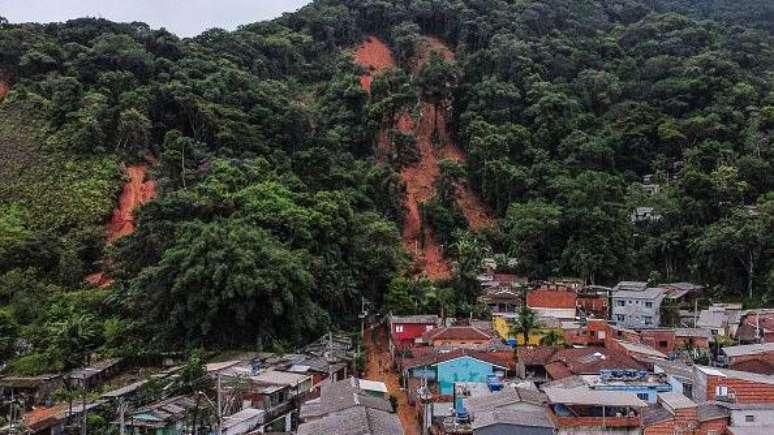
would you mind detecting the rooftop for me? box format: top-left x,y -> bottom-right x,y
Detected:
613,281 -> 648,292
422,325 -> 492,342
616,340 -> 668,358
722,342 -> 774,358
659,391 -> 696,410
527,289 -> 577,309
696,366 -> 774,385
612,287 -> 666,300
389,314 -> 439,324
544,387 -> 647,408
297,405 -> 403,435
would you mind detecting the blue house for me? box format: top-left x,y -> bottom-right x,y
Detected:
435,356 -> 508,395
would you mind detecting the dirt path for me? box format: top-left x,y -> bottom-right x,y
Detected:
85,164 -> 156,288
364,324 -> 421,435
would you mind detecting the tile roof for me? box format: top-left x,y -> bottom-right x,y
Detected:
547,348 -> 645,378
297,405 -> 403,435
422,326 -> 492,342
472,408 -> 555,430
527,289 -> 577,309
319,378 -> 393,415
517,346 -> 558,366
696,366 -> 774,385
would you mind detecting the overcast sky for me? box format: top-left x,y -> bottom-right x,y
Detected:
0,0 -> 313,37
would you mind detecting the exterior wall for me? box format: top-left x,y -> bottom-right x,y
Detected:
697,418 -> 727,434
436,357 -> 500,395
475,424 -> 554,435
593,384 -> 670,404
392,322 -> 435,344
611,296 -> 663,329
431,338 -> 489,347
730,409 -> 774,426
640,330 -> 676,354
577,295 -> 608,318
727,350 -> 774,367
533,307 -> 577,320
674,336 -> 710,351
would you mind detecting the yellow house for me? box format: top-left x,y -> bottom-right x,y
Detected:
492,317 -> 563,346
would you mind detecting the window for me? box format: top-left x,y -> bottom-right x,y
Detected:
395,325 -> 404,333
636,393 -> 649,400
643,316 -> 653,325
645,301 -> 653,308
715,385 -> 728,397
635,300 -> 640,305
426,325 -> 434,331
628,300 -> 633,305
707,431 -> 719,435
746,415 -> 755,423
617,300 -> 625,307
659,340 -> 668,348
616,314 -> 625,322
683,384 -> 693,398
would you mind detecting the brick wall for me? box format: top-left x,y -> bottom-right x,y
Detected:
641,330 -> 676,354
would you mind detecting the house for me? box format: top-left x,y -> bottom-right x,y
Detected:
0,374 -> 63,407
544,347 -> 645,381
67,358 -> 124,390
516,346 -> 557,382
478,287 -> 521,318
21,400 -> 106,435
563,318 -> 608,347
642,392 -> 729,434
631,206 -> 661,223
422,326 -> 492,347
527,287 -> 577,321
586,369 -> 672,404
724,402 -> 774,434
441,387 -> 555,435
576,286 -> 611,319
221,408 -> 264,435
697,303 -> 742,337
659,282 -> 704,307
674,328 -> 712,352
654,359 -> 696,398
297,377 -> 401,435
389,314 -> 439,353
611,287 -> 666,329
735,310 -> 774,344
722,343 -> 774,372
401,349 -> 511,396
692,366 -> 774,404
544,387 -> 647,433
122,396 -> 199,434
214,362 -> 314,432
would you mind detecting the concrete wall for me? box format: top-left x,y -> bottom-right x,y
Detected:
730,409 -> 774,427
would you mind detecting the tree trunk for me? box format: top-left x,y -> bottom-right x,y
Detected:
747,251 -> 755,300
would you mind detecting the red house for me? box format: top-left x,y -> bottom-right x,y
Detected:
388,314 -> 439,354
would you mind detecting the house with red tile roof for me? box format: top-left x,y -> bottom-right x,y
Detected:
544,347 -> 645,380
527,287 -> 577,321
421,326 -> 492,347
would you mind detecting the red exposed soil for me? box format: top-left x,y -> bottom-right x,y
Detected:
107,165 -> 157,242
353,37 -> 397,92
364,324 -> 421,435
0,81 -> 9,99
85,164 -> 156,288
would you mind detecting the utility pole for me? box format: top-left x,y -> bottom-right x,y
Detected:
81,390 -> 87,435
118,399 -> 127,435
216,373 -> 223,435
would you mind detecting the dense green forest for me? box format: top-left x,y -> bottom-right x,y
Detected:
0,0 -> 773,373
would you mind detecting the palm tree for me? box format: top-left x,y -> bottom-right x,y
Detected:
539,329 -> 567,347
511,302 -> 539,346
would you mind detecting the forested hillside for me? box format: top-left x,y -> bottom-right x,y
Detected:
0,0 -> 773,373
